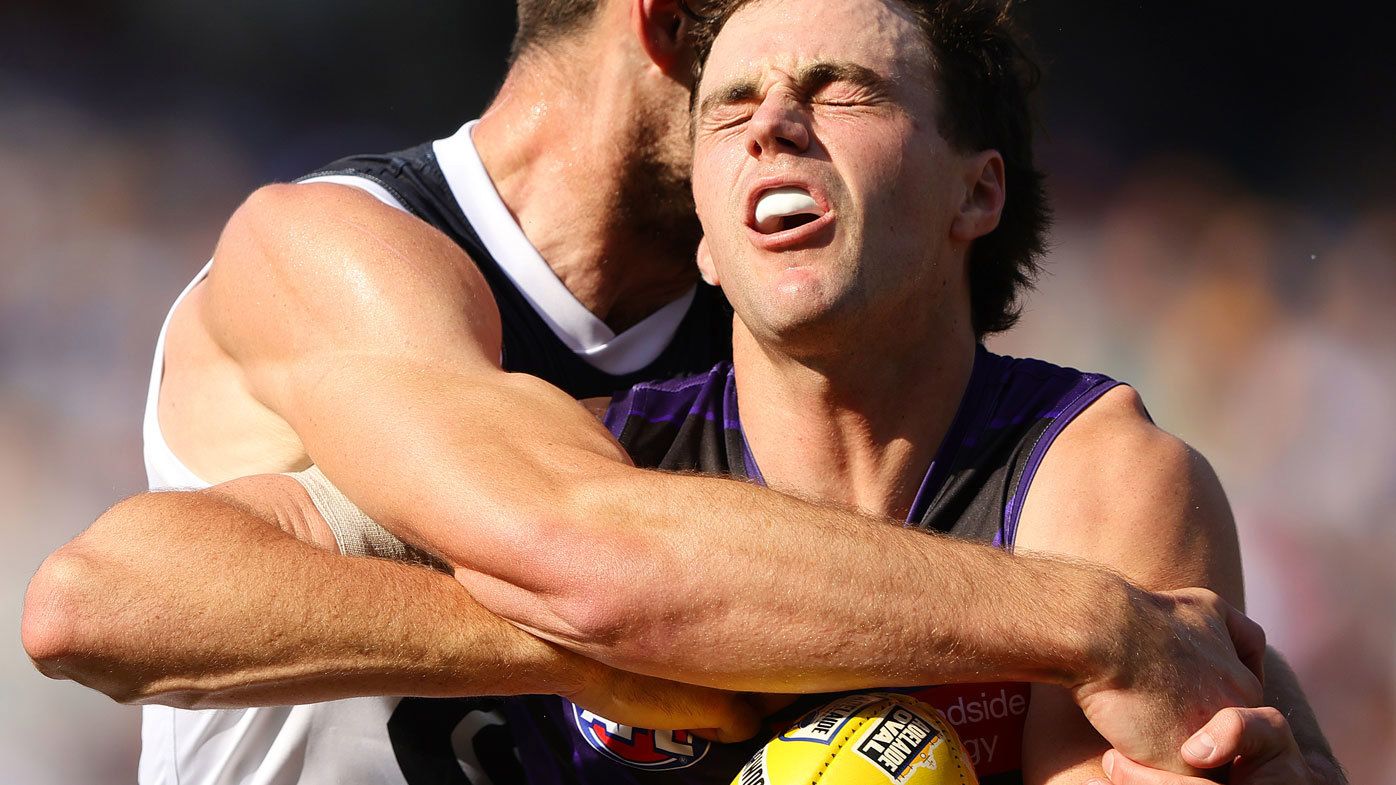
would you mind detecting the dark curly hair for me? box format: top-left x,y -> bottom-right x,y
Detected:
688,0 -> 1049,336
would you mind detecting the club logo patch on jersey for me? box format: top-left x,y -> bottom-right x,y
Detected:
572,706 -> 710,770
854,705 -> 942,782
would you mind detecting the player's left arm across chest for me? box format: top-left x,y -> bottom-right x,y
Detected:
1012,385 -> 1339,784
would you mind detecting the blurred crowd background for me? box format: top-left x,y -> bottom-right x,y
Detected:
2,1 -> 1392,783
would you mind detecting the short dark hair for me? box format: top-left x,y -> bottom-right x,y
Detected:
689,0 -> 1048,337
511,0 -> 602,63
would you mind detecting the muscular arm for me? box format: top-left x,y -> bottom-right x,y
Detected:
1015,387 -> 1337,782
191,183 -> 1223,701
20,475 -> 759,737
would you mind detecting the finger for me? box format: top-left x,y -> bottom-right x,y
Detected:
606,674 -> 759,739
1097,749 -> 1211,785
1181,707 -> 1297,770
703,706 -> 759,737
699,693 -> 762,742
1223,604 -> 1267,686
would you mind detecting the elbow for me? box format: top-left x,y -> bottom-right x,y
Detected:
229,183 -> 301,235
506,470 -> 680,664
449,461 -> 685,666
23,547 -> 102,679
21,546 -> 146,703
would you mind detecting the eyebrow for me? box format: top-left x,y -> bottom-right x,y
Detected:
696,60 -> 894,119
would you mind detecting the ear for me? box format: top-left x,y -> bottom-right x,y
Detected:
696,235 -> 721,287
950,150 -> 1006,244
632,0 -> 694,79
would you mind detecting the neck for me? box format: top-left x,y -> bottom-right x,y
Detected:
734,318 -> 978,521
471,57 -> 699,332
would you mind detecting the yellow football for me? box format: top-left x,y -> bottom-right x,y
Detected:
731,692 -> 978,785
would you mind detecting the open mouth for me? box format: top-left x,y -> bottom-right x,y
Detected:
753,186 -> 827,234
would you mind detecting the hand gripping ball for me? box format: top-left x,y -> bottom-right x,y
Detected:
731,692 -> 978,785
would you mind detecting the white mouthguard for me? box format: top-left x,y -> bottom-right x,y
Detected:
754,187 -> 821,233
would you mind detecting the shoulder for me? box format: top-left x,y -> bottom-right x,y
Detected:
579,397 -> 611,421
1039,385 -> 1192,491
214,181 -> 479,298
200,181 -> 502,366
1014,385 -> 1243,600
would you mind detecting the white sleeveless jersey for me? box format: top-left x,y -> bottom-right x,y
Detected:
138,121 -> 697,785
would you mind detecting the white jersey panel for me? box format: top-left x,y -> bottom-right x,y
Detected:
137,175 -> 448,785
142,261 -> 214,491
433,121 -> 695,375
140,701 -> 421,785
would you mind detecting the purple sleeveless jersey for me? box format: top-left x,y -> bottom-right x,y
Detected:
501,347 -> 1120,785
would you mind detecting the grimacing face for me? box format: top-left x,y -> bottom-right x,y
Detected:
691,0 -> 983,352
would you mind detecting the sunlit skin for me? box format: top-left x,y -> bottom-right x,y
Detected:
692,0 -> 1001,365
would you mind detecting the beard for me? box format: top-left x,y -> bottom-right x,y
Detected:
615,114 -> 704,276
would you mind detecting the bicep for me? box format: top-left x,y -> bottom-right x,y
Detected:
201,182 -> 505,414
198,182 -> 631,568
204,474 -> 339,553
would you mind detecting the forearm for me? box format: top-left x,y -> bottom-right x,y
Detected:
459,466 -> 1135,694
21,490 -> 581,708
1264,647 -> 1346,784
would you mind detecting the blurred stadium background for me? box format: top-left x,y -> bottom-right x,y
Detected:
2,1 -> 1392,782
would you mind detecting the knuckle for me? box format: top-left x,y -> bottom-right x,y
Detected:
1242,672 -> 1264,703
1250,617 -> 1268,645
1189,586 -> 1221,607
1211,706 -> 1248,739
1253,705 -> 1289,732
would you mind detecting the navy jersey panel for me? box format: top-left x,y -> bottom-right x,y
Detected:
511,348 -> 1119,785
299,145 -> 733,398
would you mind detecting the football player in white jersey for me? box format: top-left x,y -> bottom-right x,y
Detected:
24,1 -> 1340,784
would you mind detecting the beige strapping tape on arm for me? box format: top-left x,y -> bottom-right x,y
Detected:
283,465 -> 451,574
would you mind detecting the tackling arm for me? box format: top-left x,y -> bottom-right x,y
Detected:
1099,652 -> 1347,784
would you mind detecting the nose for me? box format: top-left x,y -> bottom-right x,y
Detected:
746,93 -> 810,159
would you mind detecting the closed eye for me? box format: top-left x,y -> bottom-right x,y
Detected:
697,105 -> 756,134
801,62 -> 893,108
697,79 -> 761,129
